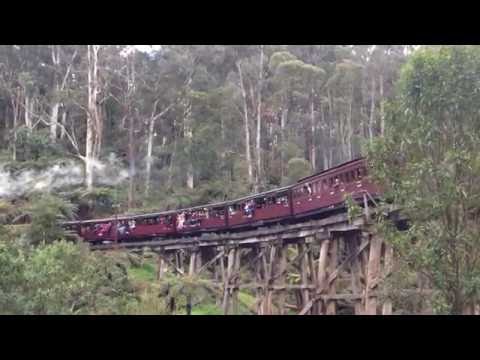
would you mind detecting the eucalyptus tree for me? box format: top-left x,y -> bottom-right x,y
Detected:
368,45 -> 480,314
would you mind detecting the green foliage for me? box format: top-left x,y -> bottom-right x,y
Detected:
284,157 -> 312,185
159,273 -> 217,315
73,187 -> 117,217
128,262 -> 157,283
191,303 -> 223,315
15,127 -> 64,162
22,194 -> 77,246
0,240 -> 136,314
345,194 -> 362,223
0,237 -> 25,314
368,45 -> 480,314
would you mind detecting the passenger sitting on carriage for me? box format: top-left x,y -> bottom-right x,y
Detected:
128,219 -> 136,230
98,222 -> 112,237
118,221 -> 130,236
177,212 -> 185,230
244,200 -> 255,218
304,183 -> 313,196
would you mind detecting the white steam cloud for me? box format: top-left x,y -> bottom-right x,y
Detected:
0,153 -> 129,198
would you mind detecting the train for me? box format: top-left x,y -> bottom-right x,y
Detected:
62,157 -> 381,245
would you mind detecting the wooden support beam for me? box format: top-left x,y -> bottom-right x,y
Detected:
263,244 -> 276,314
255,246 -> 264,315
222,247 -> 236,315
299,242 -> 311,313
326,238 -> 338,315
277,242 -> 287,315
365,233 -> 382,315
382,243 -> 393,315
188,250 -> 196,276
348,235 -> 364,315
157,252 -> 165,281
232,248 -> 241,314
196,248 -> 203,273
317,239 -> 330,315
308,241 -> 318,286
198,250 -> 225,275
158,252 -> 184,276
300,237 -> 369,315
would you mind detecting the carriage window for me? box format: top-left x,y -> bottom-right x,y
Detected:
211,208 -> 225,218
275,193 -> 289,206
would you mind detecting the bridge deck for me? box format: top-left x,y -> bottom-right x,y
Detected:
91,212 -> 368,252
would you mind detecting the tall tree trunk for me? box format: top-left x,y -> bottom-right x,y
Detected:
184,98 -> 194,190
50,102 -> 59,141
50,45 -> 60,142
319,101 -> 327,170
11,90 -> 21,161
369,75 -> 375,140
167,117 -> 178,190
145,114 -> 155,197
127,115 -> 135,209
347,84 -> 354,159
309,90 -> 316,170
327,88 -> 334,167
12,103 -> 17,162
255,45 -> 264,190
145,102 -> 173,197
60,110 -> 67,140
24,95 -> 33,133
127,55 -> 136,208
85,45 -> 102,191
280,105 -> 288,178
236,61 -> 254,186
379,73 -> 385,136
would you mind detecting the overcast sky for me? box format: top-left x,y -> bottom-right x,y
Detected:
134,45 -> 161,53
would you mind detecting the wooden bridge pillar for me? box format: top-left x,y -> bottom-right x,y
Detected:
381,242 -> 394,315
316,238 -> 330,315
348,234 -> 364,315
326,238 -> 338,315
157,249 -> 166,280
277,241 -> 288,315
222,245 -> 240,315
365,232 -> 383,315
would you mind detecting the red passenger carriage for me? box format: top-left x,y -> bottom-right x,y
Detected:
63,158 -> 380,244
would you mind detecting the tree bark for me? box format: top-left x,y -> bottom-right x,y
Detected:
280,105 -> 288,177
50,102 -> 59,141
255,45 -> 264,190
85,45 -> 102,190
369,76 -> 375,140
127,114 -> 135,209
184,97 -> 194,190
309,90 -> 316,170
50,45 -> 60,142
236,61 -> 254,186
379,73 -> 385,137
127,55 -> 136,209
145,113 -> 156,197
347,84 -> 354,160
24,95 -> 33,133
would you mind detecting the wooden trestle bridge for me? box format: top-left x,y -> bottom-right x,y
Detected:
92,203 -> 399,315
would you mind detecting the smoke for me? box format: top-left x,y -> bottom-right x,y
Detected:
0,153 -> 130,198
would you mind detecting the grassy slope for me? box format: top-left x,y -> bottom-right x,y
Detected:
126,258 -> 256,315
